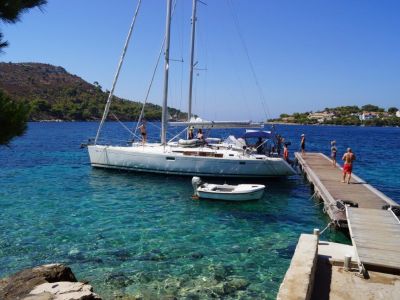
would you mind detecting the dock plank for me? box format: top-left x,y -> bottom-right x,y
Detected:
295,153 -> 395,210
347,207 -> 400,271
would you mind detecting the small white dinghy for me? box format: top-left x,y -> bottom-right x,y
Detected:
192,177 -> 265,201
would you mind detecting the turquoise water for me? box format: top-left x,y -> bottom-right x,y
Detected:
1,123 -> 399,299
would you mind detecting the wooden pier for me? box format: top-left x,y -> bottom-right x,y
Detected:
295,152 -> 400,274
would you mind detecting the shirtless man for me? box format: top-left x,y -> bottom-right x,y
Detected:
342,148 -> 356,184
138,121 -> 147,144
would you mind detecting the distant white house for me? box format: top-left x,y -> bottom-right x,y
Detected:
396,110 -> 400,118
307,111 -> 335,123
359,112 -> 379,121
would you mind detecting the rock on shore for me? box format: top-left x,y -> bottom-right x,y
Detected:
0,264 -> 100,300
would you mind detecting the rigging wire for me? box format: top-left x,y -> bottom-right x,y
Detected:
133,0 -> 178,137
95,0 -> 142,144
111,112 -> 140,140
226,0 -> 271,121
168,127 -> 188,143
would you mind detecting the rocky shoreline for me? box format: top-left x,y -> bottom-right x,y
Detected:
1,264 -> 252,299
0,264 -> 100,300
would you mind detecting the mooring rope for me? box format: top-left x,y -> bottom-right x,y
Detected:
308,191 -> 318,201
320,221 -> 334,235
312,201 -> 325,208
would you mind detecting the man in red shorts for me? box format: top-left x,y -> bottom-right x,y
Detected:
342,148 -> 356,184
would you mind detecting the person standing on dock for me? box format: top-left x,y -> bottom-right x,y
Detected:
300,134 -> 306,155
342,148 -> 356,184
331,141 -> 337,167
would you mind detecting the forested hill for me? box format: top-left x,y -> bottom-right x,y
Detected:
0,62 -> 186,121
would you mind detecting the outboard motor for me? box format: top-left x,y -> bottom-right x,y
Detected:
192,176 -> 202,197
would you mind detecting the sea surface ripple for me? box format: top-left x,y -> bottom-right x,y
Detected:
0,122 -> 398,299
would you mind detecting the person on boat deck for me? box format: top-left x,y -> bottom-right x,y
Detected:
138,120 -> 147,144
342,148 -> 356,184
188,126 -> 194,140
270,146 -> 276,156
255,137 -> 263,154
283,143 -> 289,162
197,128 -> 204,141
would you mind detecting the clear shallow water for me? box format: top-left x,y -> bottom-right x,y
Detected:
0,123 -> 399,299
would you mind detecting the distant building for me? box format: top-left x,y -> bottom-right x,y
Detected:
381,112 -> 391,118
396,110 -> 400,118
359,112 -> 379,121
307,111 -> 335,123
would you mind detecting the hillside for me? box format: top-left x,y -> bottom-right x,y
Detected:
270,105 -> 400,126
0,62 -> 186,121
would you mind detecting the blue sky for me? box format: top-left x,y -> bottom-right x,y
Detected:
1,0 -> 400,120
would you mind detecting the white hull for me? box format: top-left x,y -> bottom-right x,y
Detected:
88,144 -> 296,177
197,184 -> 265,201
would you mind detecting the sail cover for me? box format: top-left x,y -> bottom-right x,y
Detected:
242,130 -> 272,139
169,117 -> 264,129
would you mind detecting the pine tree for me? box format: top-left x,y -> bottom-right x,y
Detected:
0,0 -> 46,144
0,0 -> 47,50
0,90 -> 31,145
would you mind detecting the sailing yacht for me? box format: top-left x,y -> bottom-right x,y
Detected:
87,0 -> 296,177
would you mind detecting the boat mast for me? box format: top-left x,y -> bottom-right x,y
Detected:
94,0 -> 142,145
187,0 -> 197,123
161,0 -> 173,145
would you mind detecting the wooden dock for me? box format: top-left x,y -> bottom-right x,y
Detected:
346,206 -> 400,273
295,152 -> 400,274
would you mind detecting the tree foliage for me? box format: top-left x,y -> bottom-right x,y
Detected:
271,104 -> 400,127
0,1 -> 46,144
361,104 -> 383,112
0,90 -> 30,145
0,0 -> 47,50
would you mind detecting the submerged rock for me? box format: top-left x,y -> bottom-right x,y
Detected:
112,249 -> 132,261
224,276 -> 250,293
208,264 -> 234,282
190,252 -> 204,259
105,272 -> 134,288
0,264 -> 101,300
136,249 -> 167,262
122,273 -> 251,299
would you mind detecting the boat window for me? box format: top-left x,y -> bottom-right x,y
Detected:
166,157 -> 175,161
239,162 -> 246,165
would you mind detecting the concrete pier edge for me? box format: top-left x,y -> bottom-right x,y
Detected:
277,234 -> 318,300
